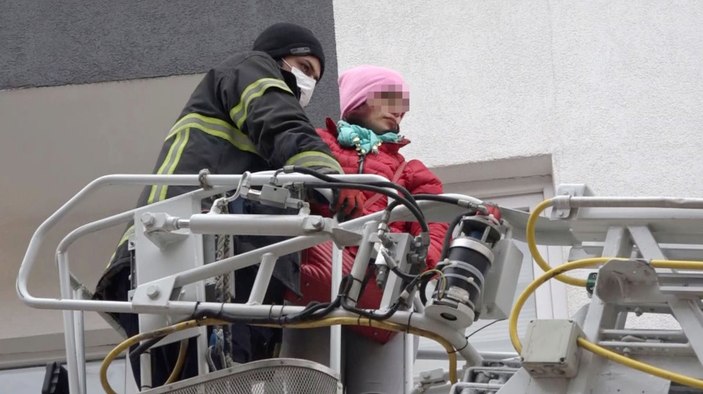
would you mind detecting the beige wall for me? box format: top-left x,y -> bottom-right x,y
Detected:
0,75 -> 202,363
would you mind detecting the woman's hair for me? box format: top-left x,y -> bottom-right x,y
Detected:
342,103 -> 368,125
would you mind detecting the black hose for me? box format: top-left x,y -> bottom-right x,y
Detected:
290,166 -> 421,213
128,335 -> 165,368
390,265 -> 416,282
419,277 -> 430,305
412,194 -> 489,216
340,297 -> 401,321
304,181 -> 429,232
341,264 -> 436,320
369,195 -> 428,233
440,212 -> 466,261
418,270 -> 442,306
191,276 -> 356,326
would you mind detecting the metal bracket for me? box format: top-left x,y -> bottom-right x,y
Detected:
243,183 -> 308,211
132,276 -> 179,312
552,184 -> 594,219
378,233 -> 414,309
595,259 -> 667,304
141,212 -> 188,250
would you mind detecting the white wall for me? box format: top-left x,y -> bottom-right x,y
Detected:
333,0 -> 703,197
334,0 -> 703,327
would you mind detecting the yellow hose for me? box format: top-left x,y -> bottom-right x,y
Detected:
509,257 -> 611,353
509,257 -> 703,389
263,316 -> 459,383
165,339 -> 189,384
100,318 -> 220,394
101,314 -> 461,393
577,337 -> 703,389
527,199 -> 588,286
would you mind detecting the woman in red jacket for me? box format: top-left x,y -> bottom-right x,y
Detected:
282,65 -> 449,393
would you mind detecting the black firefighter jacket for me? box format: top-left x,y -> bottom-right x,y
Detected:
94,51 -> 342,330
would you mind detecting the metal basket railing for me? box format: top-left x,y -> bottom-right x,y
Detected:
142,358 -> 342,394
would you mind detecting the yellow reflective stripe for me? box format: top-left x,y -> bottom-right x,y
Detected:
157,128 -> 190,201
106,225 -> 135,268
148,129 -> 184,204
229,78 -> 292,130
167,113 -> 260,156
286,151 -> 343,174
167,113 -> 234,141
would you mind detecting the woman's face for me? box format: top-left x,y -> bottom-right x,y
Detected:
347,88 -> 409,134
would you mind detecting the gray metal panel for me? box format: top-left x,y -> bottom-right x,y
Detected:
0,0 -> 339,122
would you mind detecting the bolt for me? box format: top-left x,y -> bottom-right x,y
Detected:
146,285 -> 160,299
141,213 -> 156,227
634,307 -> 643,317
311,217 -> 324,230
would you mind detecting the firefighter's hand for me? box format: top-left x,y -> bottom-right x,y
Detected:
332,189 -> 366,220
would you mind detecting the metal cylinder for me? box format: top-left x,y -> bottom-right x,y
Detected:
432,216 -> 501,321
436,237 -> 493,312
188,214 -> 309,236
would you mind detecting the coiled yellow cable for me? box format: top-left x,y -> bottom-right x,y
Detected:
166,339 -> 189,384
100,318 -> 220,394
526,199 -> 587,286
101,314 -> 460,393
509,257 -> 703,389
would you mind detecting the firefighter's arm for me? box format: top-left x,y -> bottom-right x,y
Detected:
144,129 -> 224,203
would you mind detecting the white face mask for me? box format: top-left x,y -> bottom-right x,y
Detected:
284,60 -> 317,107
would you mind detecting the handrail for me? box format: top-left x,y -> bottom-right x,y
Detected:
16,172 -> 391,310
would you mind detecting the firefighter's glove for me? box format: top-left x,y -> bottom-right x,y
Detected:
332,189 -> 366,221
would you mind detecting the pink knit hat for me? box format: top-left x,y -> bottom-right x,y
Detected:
338,65 -> 409,118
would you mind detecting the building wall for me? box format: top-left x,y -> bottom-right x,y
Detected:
333,0 -> 703,319
2,0 -> 336,91
333,0 -> 703,197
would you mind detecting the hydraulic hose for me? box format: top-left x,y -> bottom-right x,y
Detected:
100,318 -> 220,394
166,339 -> 189,384
526,199 -> 587,286
257,317 -> 459,383
101,313 -> 462,393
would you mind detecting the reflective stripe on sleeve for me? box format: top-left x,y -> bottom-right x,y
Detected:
228,78 -> 293,130
285,151 -> 343,174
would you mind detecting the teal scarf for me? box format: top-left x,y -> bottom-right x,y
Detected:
336,120 -> 400,156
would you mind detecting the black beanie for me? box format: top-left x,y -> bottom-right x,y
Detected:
253,22 -> 326,78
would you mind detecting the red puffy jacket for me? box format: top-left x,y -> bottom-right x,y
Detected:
286,118 -> 449,343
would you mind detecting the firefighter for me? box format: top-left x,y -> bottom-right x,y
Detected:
94,22 -> 363,386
